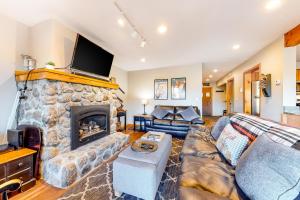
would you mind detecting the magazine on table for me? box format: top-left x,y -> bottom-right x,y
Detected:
141,131 -> 165,142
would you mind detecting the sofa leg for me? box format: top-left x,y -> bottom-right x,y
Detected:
114,190 -> 122,197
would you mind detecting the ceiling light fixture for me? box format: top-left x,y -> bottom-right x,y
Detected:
209,75 -> 213,78
114,1 -> 147,48
117,18 -> 125,27
232,44 -> 240,50
157,25 -> 168,34
140,41 -> 147,48
140,58 -> 146,63
213,69 -> 218,73
265,0 -> 282,10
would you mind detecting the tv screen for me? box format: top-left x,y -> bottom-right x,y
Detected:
71,34 -> 114,78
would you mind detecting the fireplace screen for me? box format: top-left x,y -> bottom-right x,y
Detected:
70,105 -> 110,150
79,114 -> 106,141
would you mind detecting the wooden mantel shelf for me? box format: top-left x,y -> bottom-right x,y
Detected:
15,68 -> 119,89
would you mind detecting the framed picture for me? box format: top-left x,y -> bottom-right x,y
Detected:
154,79 -> 168,100
171,77 -> 186,100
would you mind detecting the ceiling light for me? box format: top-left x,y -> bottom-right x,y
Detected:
140,58 -> 146,63
118,18 -> 125,27
140,41 -> 147,48
265,0 -> 282,10
206,78 -> 210,82
157,25 -> 167,34
213,69 -> 218,73
232,44 -> 240,50
209,75 -> 213,78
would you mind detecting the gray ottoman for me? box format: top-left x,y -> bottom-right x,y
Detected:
113,133 -> 172,200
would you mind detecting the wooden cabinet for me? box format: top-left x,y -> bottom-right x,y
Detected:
0,148 -> 36,192
296,69 -> 300,82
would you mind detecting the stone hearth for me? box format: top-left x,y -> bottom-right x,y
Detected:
16,73 -> 128,187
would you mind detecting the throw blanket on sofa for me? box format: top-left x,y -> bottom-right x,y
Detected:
230,113 -> 300,148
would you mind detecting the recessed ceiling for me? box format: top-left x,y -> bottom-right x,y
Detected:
0,0 -> 300,82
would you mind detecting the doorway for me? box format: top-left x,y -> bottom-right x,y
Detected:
226,79 -> 234,114
243,65 -> 261,116
202,87 -> 212,116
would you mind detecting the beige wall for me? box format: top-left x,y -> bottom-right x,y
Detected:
283,46 -> 296,106
217,37 -> 285,122
127,64 -> 203,123
0,14 -> 30,144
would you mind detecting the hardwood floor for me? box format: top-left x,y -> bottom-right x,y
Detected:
11,125 -> 144,200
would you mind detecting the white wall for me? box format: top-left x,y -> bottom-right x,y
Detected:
211,83 -> 226,116
0,14 -> 30,144
127,64 -> 202,123
283,46 -> 296,106
217,37 -> 285,122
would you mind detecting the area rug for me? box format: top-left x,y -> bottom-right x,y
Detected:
58,138 -> 184,200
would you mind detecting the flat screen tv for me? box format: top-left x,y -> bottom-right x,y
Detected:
71,34 -> 114,78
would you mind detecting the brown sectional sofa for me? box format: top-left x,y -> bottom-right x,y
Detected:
178,113 -> 300,200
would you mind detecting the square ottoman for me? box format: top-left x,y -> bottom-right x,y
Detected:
113,133 -> 172,200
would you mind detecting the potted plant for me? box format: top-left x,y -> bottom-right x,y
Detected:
45,61 -> 56,69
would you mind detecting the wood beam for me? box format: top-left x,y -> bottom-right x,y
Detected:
284,24 -> 300,47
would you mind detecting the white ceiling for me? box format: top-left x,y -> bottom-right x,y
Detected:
0,0 -> 300,82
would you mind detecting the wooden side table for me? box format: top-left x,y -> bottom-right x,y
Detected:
117,110 -> 127,131
133,115 -> 153,132
0,148 -> 37,192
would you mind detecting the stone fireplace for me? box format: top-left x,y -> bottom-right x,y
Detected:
15,69 -> 129,188
70,105 -> 110,150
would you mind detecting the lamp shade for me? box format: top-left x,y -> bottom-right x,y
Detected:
141,99 -> 148,105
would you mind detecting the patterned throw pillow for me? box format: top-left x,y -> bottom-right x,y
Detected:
211,116 -> 230,140
179,106 -> 200,121
151,106 -> 169,119
216,124 -> 249,166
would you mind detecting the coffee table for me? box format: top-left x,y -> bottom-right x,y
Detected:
113,132 -> 172,200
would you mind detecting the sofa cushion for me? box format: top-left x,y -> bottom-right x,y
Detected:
171,120 -> 191,127
179,156 -> 241,200
216,124 -> 249,166
151,106 -> 169,119
236,134 -> 300,200
163,113 -> 174,120
153,119 -> 171,126
179,106 -> 200,121
211,116 -> 230,140
175,113 -> 185,121
179,187 -> 229,200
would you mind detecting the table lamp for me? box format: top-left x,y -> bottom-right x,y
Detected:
141,99 -> 148,115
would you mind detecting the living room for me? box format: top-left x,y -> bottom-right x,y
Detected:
0,1 -> 300,200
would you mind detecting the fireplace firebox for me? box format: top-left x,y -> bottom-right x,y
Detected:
70,105 -> 110,150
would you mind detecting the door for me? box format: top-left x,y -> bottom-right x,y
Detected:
202,87 -> 212,116
226,79 -> 234,114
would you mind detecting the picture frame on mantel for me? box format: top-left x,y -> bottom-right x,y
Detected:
154,79 -> 168,100
171,77 -> 186,100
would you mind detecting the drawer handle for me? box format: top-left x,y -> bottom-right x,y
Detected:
18,163 -> 24,167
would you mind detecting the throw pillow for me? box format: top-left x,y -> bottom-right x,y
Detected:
236,134 -> 300,200
216,124 -> 249,166
211,116 -> 230,140
151,106 -> 169,119
179,106 -> 200,121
